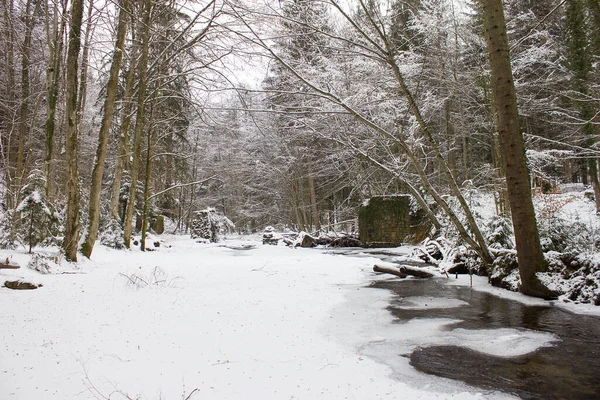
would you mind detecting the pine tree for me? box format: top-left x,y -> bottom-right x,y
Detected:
16,170 -> 60,253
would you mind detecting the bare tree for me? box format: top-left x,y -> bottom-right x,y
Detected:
63,0 -> 84,262
43,0 -> 67,200
81,0 -> 129,258
1,0 -> 17,207
109,24 -> 139,222
228,0 -> 493,263
123,0 -> 152,249
15,0 -> 41,199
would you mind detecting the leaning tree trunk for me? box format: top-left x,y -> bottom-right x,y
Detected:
329,0 -> 493,264
81,0 -> 129,259
480,0 -> 555,299
123,0 -> 152,248
63,0 -> 84,262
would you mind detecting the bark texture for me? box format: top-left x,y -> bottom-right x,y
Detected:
63,0 -> 84,262
16,0 -> 39,192
480,0 -> 555,299
109,39 -> 139,221
44,0 -> 66,200
123,0 -> 152,248
81,0 -> 129,258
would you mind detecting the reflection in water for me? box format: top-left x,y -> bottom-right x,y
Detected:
372,279 -> 600,400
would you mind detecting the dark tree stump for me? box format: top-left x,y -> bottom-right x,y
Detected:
301,235 -> 316,248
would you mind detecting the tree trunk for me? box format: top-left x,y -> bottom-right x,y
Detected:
44,0 -> 67,201
1,0 -> 16,207
76,0 -> 94,129
63,0 -> 84,262
109,25 -> 139,221
16,0 -> 39,195
480,0 -> 555,299
445,98 -> 457,177
123,0 -> 152,248
81,0 -> 129,259
589,159 -> 600,214
308,174 -> 320,231
492,132 -> 508,216
140,118 -> 154,251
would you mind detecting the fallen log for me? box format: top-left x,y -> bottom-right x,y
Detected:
4,280 -> 41,290
399,265 -> 434,278
0,263 -> 20,270
373,265 -> 407,278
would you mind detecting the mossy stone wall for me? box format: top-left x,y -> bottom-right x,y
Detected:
358,195 -> 411,247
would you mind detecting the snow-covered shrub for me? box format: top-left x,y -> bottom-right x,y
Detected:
538,215 -> 598,253
26,253 -> 60,274
190,208 -> 235,243
539,253 -> 600,305
99,219 -> 126,249
485,216 -> 514,250
488,250 -> 520,291
16,170 -> 61,252
565,269 -> 600,305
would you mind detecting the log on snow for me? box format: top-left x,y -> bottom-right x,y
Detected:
373,265 -> 408,278
4,280 -> 41,290
0,263 -> 20,270
399,266 -> 434,278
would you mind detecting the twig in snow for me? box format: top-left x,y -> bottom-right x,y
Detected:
184,388 -> 200,400
251,262 -> 268,272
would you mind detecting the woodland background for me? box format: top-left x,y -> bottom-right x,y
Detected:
0,0 -> 598,283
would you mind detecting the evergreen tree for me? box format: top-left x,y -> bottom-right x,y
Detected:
16,170 -> 60,253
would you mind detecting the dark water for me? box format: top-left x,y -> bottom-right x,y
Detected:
372,279 -> 600,400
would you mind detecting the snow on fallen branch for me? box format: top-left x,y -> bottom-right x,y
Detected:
373,264 -> 435,279
412,237 -> 462,275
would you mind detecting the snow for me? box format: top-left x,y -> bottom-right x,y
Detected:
0,236 -> 572,399
15,190 -> 42,212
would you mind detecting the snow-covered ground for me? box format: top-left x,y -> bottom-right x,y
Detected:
0,236 -> 574,399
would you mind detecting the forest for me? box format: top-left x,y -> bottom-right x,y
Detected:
1,0 -> 600,301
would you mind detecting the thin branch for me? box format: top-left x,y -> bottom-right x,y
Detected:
148,177 -> 218,200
